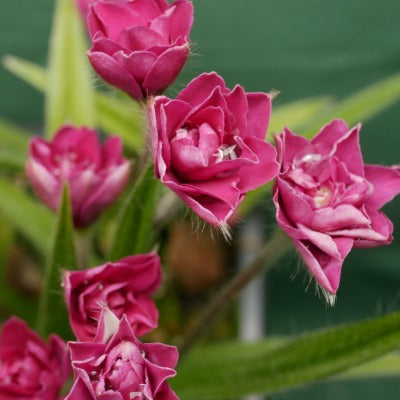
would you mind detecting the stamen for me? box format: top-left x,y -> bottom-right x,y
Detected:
213,145 -> 237,163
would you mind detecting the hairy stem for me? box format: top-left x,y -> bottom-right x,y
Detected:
178,229 -> 292,356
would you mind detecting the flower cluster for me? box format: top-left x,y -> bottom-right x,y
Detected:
4,0 -> 400,400
63,255 -> 178,400
0,254 -> 178,400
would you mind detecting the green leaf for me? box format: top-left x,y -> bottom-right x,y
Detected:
268,96 -> 334,137
0,119 -> 30,171
3,56 -> 143,151
108,166 -> 159,260
45,0 -> 95,136
0,214 -> 35,322
302,73 -> 400,137
174,310 -> 400,399
36,185 -> 76,338
0,176 -> 53,255
95,93 -> 143,151
3,55 -> 46,91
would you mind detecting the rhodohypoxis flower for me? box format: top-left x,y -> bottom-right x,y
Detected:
65,310 -> 179,400
273,119 -> 400,300
64,253 -> 161,341
149,72 -> 279,235
87,0 -> 194,101
26,125 -> 131,228
0,317 -> 71,400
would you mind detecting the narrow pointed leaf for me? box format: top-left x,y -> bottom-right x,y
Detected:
302,73 -> 400,137
36,185 -> 76,338
0,119 -> 30,171
268,96 -> 333,136
108,166 -> 159,260
174,310 -> 400,399
4,56 -> 143,151
3,55 -> 46,91
45,0 -> 95,136
0,176 -> 53,255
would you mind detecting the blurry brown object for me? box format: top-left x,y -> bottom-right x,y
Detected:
165,219 -> 229,294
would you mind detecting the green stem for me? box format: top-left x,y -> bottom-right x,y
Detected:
178,229 -> 292,357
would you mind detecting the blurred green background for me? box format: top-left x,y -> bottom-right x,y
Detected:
0,0 -> 399,398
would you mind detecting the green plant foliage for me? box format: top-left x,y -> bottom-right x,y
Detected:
3,55 -> 143,152
36,185 -> 76,338
268,96 -> 334,137
0,119 -> 30,171
108,166 -> 159,261
0,215 -> 35,322
0,176 -> 53,255
302,73 -> 400,137
174,311 -> 400,399
45,0 -> 95,137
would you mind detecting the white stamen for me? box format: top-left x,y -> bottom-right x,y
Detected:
175,128 -> 189,140
213,145 -> 237,163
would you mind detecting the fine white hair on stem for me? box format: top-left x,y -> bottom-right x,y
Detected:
219,222 -> 232,243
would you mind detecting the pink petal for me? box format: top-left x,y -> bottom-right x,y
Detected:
114,50 -> 158,85
142,43 -> 189,95
176,72 -> 227,108
236,136 -> 279,192
91,2 -> 146,41
119,26 -> 167,51
225,85 -> 248,136
88,50 -> 143,100
311,204 -> 370,231
246,92 -> 271,140
364,164 -> 400,210
332,124 -> 364,176
275,128 -> 310,171
311,118 -> 350,148
168,0 -> 194,41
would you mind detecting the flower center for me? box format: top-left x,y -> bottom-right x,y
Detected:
213,144 -> 237,163
313,186 -> 332,208
293,153 -> 322,169
53,152 -> 78,177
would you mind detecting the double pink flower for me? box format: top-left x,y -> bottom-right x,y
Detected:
64,254 -> 161,341
26,125 -> 131,228
87,0 -> 194,101
65,310 -> 179,400
273,119 -> 400,296
0,317 -> 71,400
149,72 -> 279,231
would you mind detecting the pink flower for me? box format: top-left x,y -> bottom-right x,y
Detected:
87,0 -> 194,101
26,125 -> 131,228
64,253 -> 161,341
0,317 -> 71,400
149,72 -> 279,233
273,119 -> 400,297
65,311 -> 179,400
76,0 -> 125,21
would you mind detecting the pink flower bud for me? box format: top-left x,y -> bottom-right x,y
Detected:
64,253 -> 162,341
149,72 -> 279,234
87,0 -> 194,101
26,125 -> 131,228
273,119 -> 400,297
65,311 -> 179,400
0,317 -> 71,400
